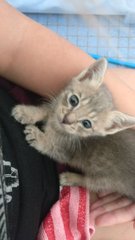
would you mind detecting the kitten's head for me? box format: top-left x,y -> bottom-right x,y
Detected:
53,58 -> 135,138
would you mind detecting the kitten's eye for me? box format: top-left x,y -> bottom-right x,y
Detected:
69,94 -> 79,107
82,119 -> 92,129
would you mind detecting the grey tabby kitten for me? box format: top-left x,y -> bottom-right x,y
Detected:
12,58 -> 135,200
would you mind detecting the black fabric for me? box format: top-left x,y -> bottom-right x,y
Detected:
0,130 -> 9,240
0,88 -> 59,240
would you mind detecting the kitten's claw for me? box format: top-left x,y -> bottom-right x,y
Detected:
60,172 -> 85,187
60,172 -> 73,186
12,105 -> 34,124
24,125 -> 38,148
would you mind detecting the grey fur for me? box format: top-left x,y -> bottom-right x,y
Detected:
12,58 -> 135,200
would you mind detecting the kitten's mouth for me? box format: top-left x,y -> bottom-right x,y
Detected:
57,111 -> 73,127
57,114 -> 76,134
57,114 -> 67,126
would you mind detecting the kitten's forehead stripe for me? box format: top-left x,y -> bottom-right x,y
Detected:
89,111 -> 96,118
81,97 -> 89,105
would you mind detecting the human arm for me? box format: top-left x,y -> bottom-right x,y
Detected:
0,1 -> 135,118
0,1 -> 93,96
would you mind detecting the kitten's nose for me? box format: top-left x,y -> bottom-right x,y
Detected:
62,113 -> 75,124
62,115 -> 70,124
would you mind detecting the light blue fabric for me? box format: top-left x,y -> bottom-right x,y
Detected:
7,0 -> 135,15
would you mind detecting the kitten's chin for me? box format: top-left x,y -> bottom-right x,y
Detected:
61,123 -> 77,136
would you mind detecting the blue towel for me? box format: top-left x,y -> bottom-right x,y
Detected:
7,0 -> 135,15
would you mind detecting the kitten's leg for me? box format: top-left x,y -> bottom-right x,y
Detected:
60,172 -> 111,192
12,104 -> 48,124
24,125 -> 68,163
60,172 -> 88,188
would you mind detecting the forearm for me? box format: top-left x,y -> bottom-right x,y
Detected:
0,1 -> 93,95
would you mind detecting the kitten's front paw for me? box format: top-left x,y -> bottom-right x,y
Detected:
60,172 -> 74,186
24,125 -> 39,148
12,105 -> 33,124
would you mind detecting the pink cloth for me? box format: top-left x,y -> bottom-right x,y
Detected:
37,186 -> 95,240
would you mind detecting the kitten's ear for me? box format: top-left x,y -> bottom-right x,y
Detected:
104,111 -> 135,135
76,58 -> 107,89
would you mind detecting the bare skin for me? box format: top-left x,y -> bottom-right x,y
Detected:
0,1 -> 135,239
0,1 -> 135,116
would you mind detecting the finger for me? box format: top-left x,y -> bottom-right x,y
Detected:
91,193 -> 120,210
90,197 -> 133,220
97,191 -> 114,198
95,203 -> 135,227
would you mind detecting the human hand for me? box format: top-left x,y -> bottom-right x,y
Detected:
90,192 -> 135,228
